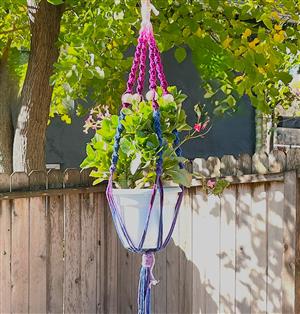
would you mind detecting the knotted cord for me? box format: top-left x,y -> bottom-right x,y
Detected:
106,1 -> 184,313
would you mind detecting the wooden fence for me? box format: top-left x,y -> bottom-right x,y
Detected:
0,149 -> 300,314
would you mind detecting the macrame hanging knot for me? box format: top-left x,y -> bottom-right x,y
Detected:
142,252 -> 159,288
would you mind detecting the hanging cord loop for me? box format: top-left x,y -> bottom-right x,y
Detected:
141,0 -> 159,31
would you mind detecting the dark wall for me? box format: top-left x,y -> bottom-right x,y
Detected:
46,49 -> 255,168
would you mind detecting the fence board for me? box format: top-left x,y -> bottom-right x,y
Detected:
166,210 -> 180,313
106,201 -> 118,314
267,181 -> 284,313
96,192 -> 106,314
251,183 -> 267,313
235,184 -> 252,314
117,241 -> 133,313
153,247 -> 167,314
1,167 -> 300,314
179,189 -> 193,314
47,194 -> 64,314
29,196 -> 47,314
64,192 -> 82,314
192,187 -> 207,314
220,185 -> 236,313
11,198 -> 30,313
81,193 -> 97,314
205,193 -> 221,313
282,171 -> 297,314
0,200 -> 11,313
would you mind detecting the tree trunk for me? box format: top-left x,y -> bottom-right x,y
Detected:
13,0 -> 64,172
0,39 -> 14,174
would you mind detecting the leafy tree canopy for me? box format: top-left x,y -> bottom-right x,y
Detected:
1,0 -> 300,122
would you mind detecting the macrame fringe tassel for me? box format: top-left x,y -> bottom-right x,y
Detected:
138,252 -> 158,314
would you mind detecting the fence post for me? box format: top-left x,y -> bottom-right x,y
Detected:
283,170 -> 298,314
295,170 -> 300,314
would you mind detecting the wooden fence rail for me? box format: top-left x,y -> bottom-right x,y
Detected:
0,149 -> 300,314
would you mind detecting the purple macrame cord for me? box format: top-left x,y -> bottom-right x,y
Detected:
106,11 -> 184,314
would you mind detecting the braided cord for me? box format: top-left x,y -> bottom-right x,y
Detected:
153,41 -> 168,94
148,32 -> 163,176
126,33 -> 144,93
136,32 -> 148,95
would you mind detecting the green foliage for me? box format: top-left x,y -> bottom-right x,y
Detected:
81,87 -> 209,188
2,0 -> 300,121
174,47 -> 187,63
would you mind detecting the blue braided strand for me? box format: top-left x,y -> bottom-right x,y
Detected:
172,129 -> 184,169
153,109 -> 163,176
110,111 -> 125,171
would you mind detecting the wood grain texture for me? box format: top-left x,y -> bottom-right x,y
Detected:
64,192 -> 82,314
105,200 -> 118,314
166,209 -> 180,314
267,181 -> 284,314
179,189 -> 193,314
235,184 -> 252,314
295,176 -> 300,314
192,187 -> 207,314
11,198 -> 30,313
282,171 -> 297,314
96,192 -> 106,314
47,195 -> 64,314
251,183 -> 267,313
0,200 -> 11,313
204,193 -> 221,313
29,196 -> 47,314
81,193 -> 97,313
220,185 -> 236,313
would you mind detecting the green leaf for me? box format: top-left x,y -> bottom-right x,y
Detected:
174,47 -> 187,63
277,72 -> 292,84
167,168 -> 192,187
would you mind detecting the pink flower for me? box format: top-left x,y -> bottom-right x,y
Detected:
207,179 -> 216,189
194,123 -> 202,132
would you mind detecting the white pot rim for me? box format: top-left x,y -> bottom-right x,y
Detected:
112,186 -> 182,195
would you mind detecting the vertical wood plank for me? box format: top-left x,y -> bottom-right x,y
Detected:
47,194 -> 64,314
251,183 -> 267,313
64,192 -> 82,313
205,193 -> 221,313
220,185 -> 236,313
81,193 -> 97,313
131,251 -> 141,314
166,207 -> 180,314
117,234 -> 133,313
192,187 -> 207,314
11,198 -> 30,313
236,184 -> 252,314
267,181 -> 284,314
152,247 -> 166,314
282,171 -> 297,314
0,200 -> 12,313
96,192 -> 106,314
295,176 -> 300,314
179,189 -> 193,314
105,200 -> 118,314
29,196 -> 47,314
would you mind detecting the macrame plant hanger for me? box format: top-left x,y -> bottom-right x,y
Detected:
106,1 -> 184,313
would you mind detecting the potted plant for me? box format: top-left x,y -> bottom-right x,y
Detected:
81,86 -> 210,250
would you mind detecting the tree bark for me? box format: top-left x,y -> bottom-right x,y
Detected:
0,39 -> 14,173
13,0 -> 64,172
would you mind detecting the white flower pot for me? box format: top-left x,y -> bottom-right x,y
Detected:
112,187 -> 182,250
